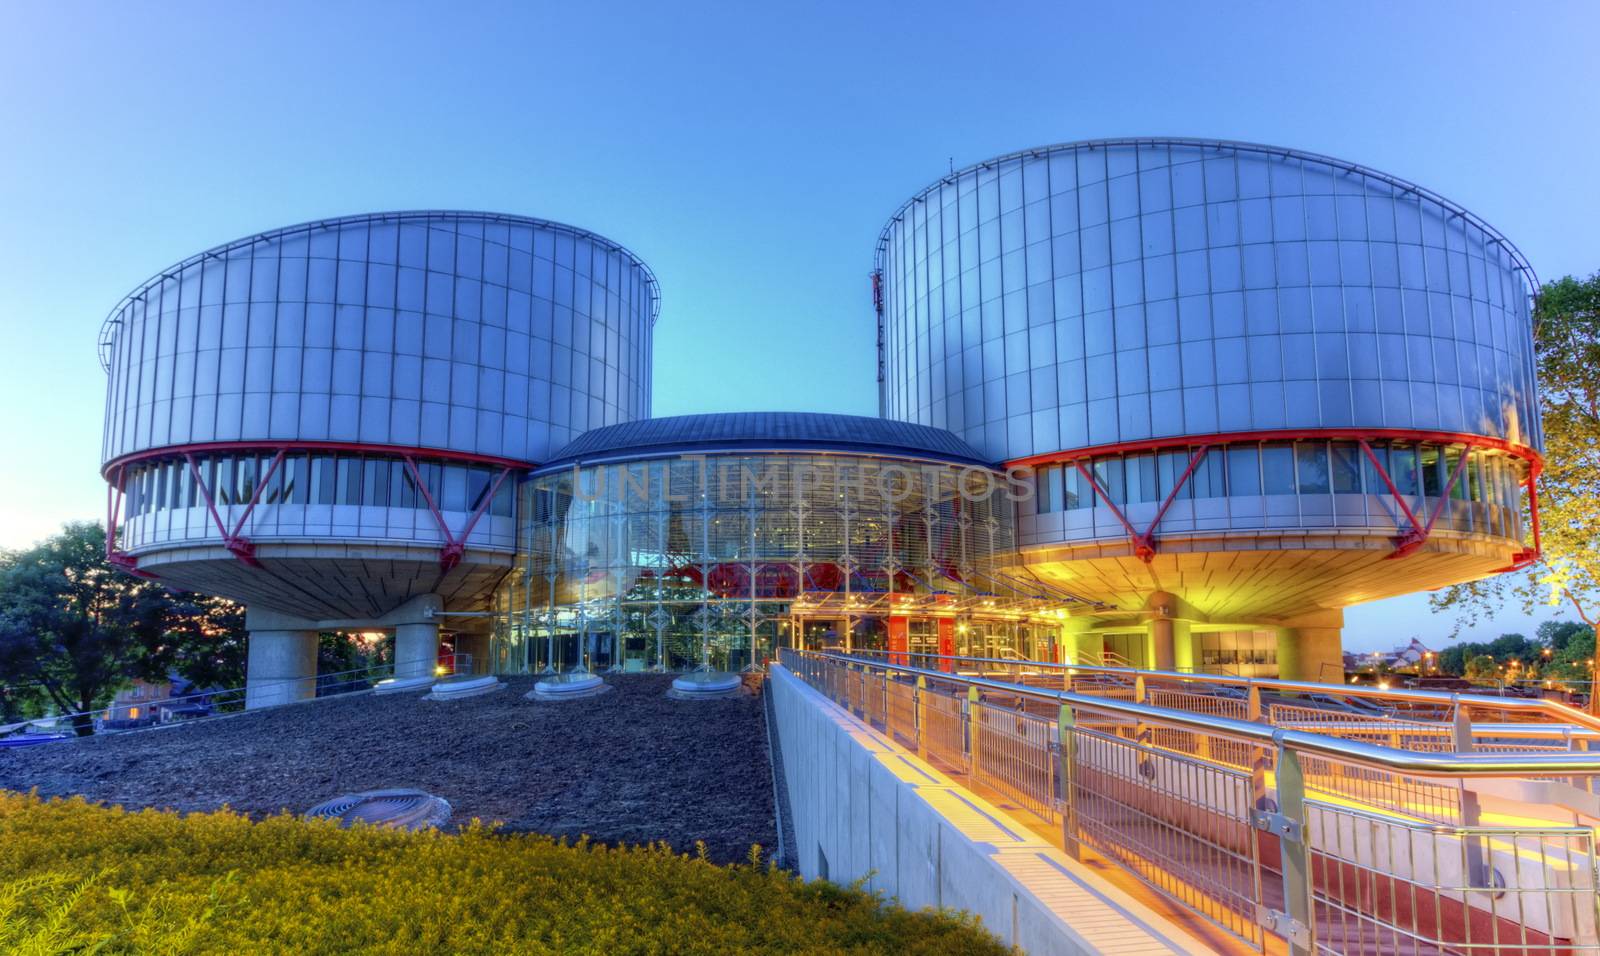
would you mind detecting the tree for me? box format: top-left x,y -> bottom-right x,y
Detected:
0,523 -> 247,735
1465,654 -> 1501,681
1432,272 -> 1600,709
0,523 -> 172,734
1538,620 -> 1588,653
164,592 -> 248,691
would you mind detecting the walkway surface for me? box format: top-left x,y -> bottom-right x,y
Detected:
773,665 -> 1235,954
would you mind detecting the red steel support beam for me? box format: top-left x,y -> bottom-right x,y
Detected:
1019,430 -> 1538,565
403,456 -> 514,572
103,464 -> 156,579
1072,445 -> 1210,563
1357,440 -> 1422,531
440,466 -> 513,573
103,441 -> 531,578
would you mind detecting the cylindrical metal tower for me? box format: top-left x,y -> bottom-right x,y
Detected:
99,211 -> 657,701
873,139 -> 1541,676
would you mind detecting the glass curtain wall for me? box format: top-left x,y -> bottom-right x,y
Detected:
492,453 -> 1014,674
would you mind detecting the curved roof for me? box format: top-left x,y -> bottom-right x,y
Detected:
99,210 -> 660,372
873,137 -> 1537,293
537,412 -> 993,471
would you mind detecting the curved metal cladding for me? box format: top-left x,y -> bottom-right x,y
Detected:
874,140 -> 1542,617
489,413 -> 1064,674
100,211 -> 658,619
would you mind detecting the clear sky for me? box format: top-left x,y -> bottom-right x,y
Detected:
1,1 -> 1595,651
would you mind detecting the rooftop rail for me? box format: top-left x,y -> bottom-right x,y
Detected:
779,648 -> 1600,956
841,648 -> 1600,739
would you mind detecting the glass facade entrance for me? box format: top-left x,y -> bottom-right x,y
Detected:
488,436 -> 1075,673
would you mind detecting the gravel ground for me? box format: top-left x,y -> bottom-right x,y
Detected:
0,675 -> 776,863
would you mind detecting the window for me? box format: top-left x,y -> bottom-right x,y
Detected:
1037,465 -> 1061,513
1295,443 -> 1330,494
443,464 -> 468,512
1262,444 -> 1295,494
362,459 -> 389,507
1446,450 -> 1468,500
1092,458 -> 1125,504
1390,446 -> 1421,495
312,456 -> 336,504
1130,453 -> 1159,503
1227,446 -> 1261,496
338,456 -> 362,505
1063,464 -> 1092,510
1420,447 -> 1443,497
1330,443 -> 1362,494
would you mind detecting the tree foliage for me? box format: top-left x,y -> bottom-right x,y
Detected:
0,523 -> 245,734
1432,272 -> 1600,638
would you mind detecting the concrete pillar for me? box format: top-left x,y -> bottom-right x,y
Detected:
1277,621 -> 1344,683
1147,618 -> 1189,672
395,621 -> 441,681
245,629 -> 319,710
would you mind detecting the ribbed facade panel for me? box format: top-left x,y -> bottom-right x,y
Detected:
874,140 -> 1540,464
100,211 -> 657,468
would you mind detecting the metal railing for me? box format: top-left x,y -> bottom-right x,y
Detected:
845,649 -> 1600,755
781,648 -> 1600,956
0,652 -> 470,744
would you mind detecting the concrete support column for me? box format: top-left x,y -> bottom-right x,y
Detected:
244,629 -> 319,710
1276,611 -> 1345,683
395,621 -> 441,681
1147,617 -> 1190,672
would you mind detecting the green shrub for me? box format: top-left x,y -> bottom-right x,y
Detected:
0,791 -> 1009,954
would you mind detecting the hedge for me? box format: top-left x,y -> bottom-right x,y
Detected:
0,791 -> 1010,954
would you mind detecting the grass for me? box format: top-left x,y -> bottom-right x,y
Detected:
0,791 -> 1010,954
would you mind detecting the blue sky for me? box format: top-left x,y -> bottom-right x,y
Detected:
1,1 -> 1595,650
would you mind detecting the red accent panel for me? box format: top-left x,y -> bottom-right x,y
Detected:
887,616 -> 909,666
937,618 -> 955,673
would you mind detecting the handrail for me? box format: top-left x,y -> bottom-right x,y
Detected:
799,650 -> 1600,777
844,648 -> 1600,734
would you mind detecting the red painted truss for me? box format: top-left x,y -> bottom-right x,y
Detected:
1008,428 -> 1542,568
103,441 -> 526,577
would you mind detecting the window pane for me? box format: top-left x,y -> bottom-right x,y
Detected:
1227,446 -> 1261,496
1446,450 -> 1468,500
338,456 -> 361,505
1038,465 -> 1061,514
312,456 -> 336,504
1420,446 -> 1443,497
1330,442 -> 1361,493
1131,453 -> 1159,503
363,459 -> 388,507
1295,443 -> 1330,493
1093,458 -> 1125,504
443,464 -> 469,511
1391,446 -> 1421,495
1064,464 -> 1091,509
1262,444 -> 1295,494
